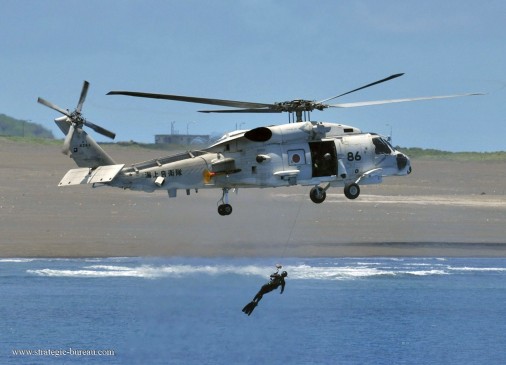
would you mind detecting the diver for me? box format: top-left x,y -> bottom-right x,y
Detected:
242,265 -> 287,316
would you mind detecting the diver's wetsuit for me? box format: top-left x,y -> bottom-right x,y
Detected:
242,270 -> 287,316
253,272 -> 285,302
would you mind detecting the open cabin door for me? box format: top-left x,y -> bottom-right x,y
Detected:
309,141 -> 337,178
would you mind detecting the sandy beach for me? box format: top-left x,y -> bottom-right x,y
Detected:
1,137 -> 505,257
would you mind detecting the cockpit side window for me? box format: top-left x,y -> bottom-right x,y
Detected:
373,137 -> 393,155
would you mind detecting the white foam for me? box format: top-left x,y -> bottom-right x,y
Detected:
85,265 -> 136,271
447,266 -> 506,273
27,264 -> 273,279
27,264 -> 385,280
284,265 -> 396,280
404,270 -> 448,276
26,262 -> 456,280
0,258 -> 36,263
27,268 -> 155,278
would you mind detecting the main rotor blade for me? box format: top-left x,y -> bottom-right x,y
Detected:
107,91 -> 273,110
76,80 -> 90,113
37,97 -> 71,117
62,124 -> 75,155
83,120 -> 116,139
318,73 -> 405,104
329,92 -> 485,108
199,108 -> 282,114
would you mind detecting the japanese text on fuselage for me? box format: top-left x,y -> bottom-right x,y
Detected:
144,169 -> 182,178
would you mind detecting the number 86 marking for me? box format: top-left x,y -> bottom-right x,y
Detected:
347,152 -> 362,161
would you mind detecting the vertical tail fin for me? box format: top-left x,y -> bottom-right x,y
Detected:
55,118 -> 116,168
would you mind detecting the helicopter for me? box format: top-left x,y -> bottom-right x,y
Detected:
38,74 -> 482,215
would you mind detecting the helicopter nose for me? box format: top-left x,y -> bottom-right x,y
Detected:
396,153 -> 411,174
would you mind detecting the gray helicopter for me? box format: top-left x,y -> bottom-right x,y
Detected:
38,74 -> 481,215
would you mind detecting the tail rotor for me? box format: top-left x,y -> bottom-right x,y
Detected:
38,81 -> 116,155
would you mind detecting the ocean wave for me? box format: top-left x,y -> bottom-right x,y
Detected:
26,263 -> 453,280
447,266 -> 506,273
12,256 -> 506,280
404,270 -> 448,276
27,268 -> 136,278
27,264 -> 271,279
0,258 -> 37,263
286,265 -> 396,280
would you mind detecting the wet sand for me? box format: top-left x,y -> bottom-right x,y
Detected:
1,137 -> 505,257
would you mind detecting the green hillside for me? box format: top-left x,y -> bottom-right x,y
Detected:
0,114 -> 54,139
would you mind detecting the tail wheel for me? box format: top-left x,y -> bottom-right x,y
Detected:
310,186 -> 326,204
344,183 -> 360,200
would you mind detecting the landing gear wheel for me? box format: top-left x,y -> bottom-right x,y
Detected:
344,183 -> 360,200
217,188 -> 233,216
218,204 -> 233,216
309,186 -> 326,204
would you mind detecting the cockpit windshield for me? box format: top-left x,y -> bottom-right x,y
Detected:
372,136 -> 393,155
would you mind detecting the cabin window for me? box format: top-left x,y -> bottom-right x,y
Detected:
373,137 -> 392,155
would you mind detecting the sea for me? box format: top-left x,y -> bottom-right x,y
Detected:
1,257 -> 506,365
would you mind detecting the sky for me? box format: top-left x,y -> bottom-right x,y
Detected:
1,0 -> 505,152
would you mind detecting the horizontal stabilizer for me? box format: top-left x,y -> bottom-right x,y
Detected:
58,164 -> 124,186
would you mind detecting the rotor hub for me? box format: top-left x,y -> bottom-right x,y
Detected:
70,111 -> 85,126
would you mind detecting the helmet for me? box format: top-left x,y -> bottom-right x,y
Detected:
281,271 -> 288,277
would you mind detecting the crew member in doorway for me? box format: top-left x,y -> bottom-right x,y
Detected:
242,265 -> 287,316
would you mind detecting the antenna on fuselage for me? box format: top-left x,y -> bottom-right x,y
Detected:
386,123 -> 393,143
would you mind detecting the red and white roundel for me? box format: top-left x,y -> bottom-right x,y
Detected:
288,149 -> 306,165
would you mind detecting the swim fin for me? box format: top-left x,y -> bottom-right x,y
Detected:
242,301 -> 257,316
